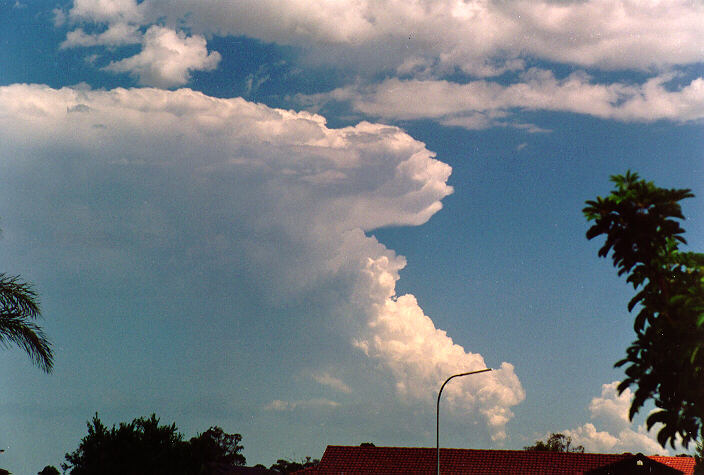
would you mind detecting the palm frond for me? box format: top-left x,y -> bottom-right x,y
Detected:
0,273 -> 40,319
0,274 -> 53,373
0,309 -> 54,372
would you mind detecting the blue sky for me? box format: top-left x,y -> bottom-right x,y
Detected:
1,0 -> 703,472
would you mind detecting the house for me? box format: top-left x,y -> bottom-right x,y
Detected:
297,445 -> 696,474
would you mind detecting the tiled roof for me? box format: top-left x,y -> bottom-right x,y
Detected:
300,446 -> 696,474
650,456 -> 697,474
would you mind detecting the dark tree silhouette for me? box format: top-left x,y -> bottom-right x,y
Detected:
0,273 -> 53,372
694,441 -> 704,475
270,456 -> 319,473
524,433 -> 584,453
188,426 -> 246,470
62,413 -> 245,474
38,466 -> 60,475
584,171 -> 704,448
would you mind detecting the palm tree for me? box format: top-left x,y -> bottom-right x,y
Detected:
0,273 -> 53,372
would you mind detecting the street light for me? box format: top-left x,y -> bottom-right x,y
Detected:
436,368 -> 493,475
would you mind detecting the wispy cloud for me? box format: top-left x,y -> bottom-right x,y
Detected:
312,372 -> 352,394
61,22 -> 141,48
264,398 -> 340,411
298,71 -> 704,128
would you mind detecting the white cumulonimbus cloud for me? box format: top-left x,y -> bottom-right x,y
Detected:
564,382 -> 668,455
0,84 -> 524,440
353,256 -> 525,441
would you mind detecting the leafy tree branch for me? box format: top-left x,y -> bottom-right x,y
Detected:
584,171 -> 704,448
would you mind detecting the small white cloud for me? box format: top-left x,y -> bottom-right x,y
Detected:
103,26 -> 221,88
264,400 -> 290,411
312,372 -> 352,394
53,7 -> 67,26
563,382 -> 672,455
84,53 -> 101,65
516,143 -> 528,151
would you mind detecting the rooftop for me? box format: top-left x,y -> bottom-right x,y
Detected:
299,445 -> 696,474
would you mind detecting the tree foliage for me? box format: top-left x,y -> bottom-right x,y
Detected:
524,433 -> 584,453
38,466 -> 60,475
269,456 -> 319,473
692,440 -> 704,475
0,273 -> 53,372
188,426 -> 246,470
584,171 -> 704,448
61,413 -> 245,474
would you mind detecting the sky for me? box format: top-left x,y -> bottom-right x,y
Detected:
0,0 -> 703,472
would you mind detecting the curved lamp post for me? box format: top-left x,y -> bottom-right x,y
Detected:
436,368 -> 492,475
